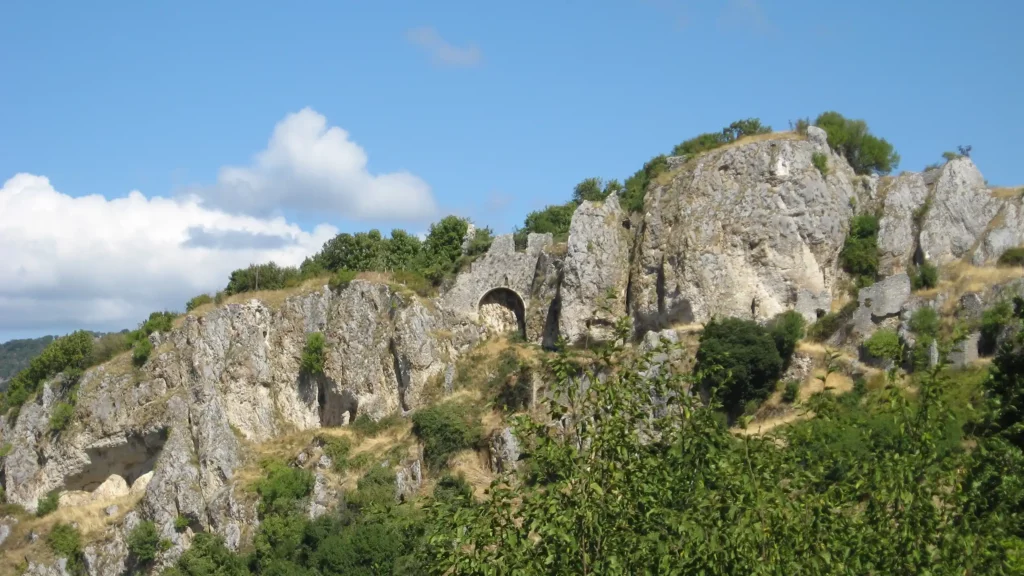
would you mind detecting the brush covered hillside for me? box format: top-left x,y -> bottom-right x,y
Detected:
0,336 -> 55,390
3,113 -> 1024,575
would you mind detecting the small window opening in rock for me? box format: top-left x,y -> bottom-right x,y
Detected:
816,309 -> 826,319
479,288 -> 527,339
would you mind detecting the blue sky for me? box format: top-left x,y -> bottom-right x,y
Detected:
0,0 -> 1021,342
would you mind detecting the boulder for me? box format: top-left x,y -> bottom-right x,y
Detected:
875,172 -> 930,275
92,474 -> 129,501
852,274 -> 912,338
489,427 -> 521,474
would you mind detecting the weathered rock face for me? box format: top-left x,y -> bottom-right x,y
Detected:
875,172 -> 930,276
852,273 -> 912,339
919,158 -> 1002,265
559,196 -> 634,345
631,134 -> 856,328
1,280 -> 482,572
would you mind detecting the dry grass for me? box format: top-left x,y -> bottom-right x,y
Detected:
936,263 -> 1024,314
447,450 -> 495,499
0,492 -> 144,574
990,186 -> 1024,200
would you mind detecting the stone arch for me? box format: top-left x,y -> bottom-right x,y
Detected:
478,287 -> 526,338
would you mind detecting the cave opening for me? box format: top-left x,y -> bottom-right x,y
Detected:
62,428 -> 168,493
479,288 -> 527,339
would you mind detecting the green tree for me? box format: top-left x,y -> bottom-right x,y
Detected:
572,178 -> 608,204
840,213 -> 881,282
620,155 -> 668,214
49,402 -> 74,432
814,111 -> 900,175
386,229 -> 423,271
514,203 -> 576,246
164,532 -> 250,576
420,216 -> 470,283
185,294 -> 214,312
256,462 -> 314,517
694,317 -> 784,417
412,403 -> 482,470
300,333 -> 326,375
767,310 -> 806,368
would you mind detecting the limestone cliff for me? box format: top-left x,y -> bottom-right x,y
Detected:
4,129 -> 1022,575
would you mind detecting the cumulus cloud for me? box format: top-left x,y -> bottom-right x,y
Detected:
405,26 -> 483,68
0,173 -> 337,334
195,108 -> 437,221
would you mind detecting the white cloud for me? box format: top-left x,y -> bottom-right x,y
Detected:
0,173 -> 337,334
405,26 -> 483,68
195,108 -> 437,221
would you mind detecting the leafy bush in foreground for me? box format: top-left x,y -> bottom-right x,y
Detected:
411,403 -> 482,470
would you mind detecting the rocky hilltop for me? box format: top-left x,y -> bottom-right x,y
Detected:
3,127 -> 1023,575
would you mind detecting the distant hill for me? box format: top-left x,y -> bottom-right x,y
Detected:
0,335 -> 56,390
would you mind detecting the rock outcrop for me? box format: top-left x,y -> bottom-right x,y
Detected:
4,130 -> 1021,574
631,132 -> 854,328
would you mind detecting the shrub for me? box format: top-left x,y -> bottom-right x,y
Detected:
47,524 -> 82,569
347,464 -> 398,510
49,402 -> 74,433
419,215 -> 471,282
998,247 -> 1024,267
433,473 -> 473,503
864,329 -> 903,364
391,269 -> 434,297
808,301 -> 858,342
514,203 -> 576,246
980,300 -> 1014,356
225,261 -> 302,295
300,333 -> 326,375
348,413 -> 404,438
412,403 -> 482,470
165,532 -> 248,576
132,338 -> 153,367
318,434 -> 352,473
792,117 -> 810,134
185,294 -> 213,312
840,214 -> 881,282
256,462 -> 314,517
488,349 -> 533,413
673,132 -> 729,157
694,318 -> 784,417
88,332 -> 131,366
128,520 -> 165,564
463,227 -> 494,258
814,111 -> 900,175
767,311 -> 806,368
2,331 -> 93,416
909,307 -> 941,338
328,268 -> 357,291
910,261 -> 939,289
781,380 -> 801,404
174,515 -> 190,532
37,490 -> 59,517
620,155 -> 669,214
811,152 -> 829,176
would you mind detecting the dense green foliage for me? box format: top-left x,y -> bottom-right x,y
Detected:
808,301 -> 858,342
811,151 -> 829,176
175,515 -> 190,532
128,520 -> 169,564
0,335 -> 54,385
411,403 -> 482,470
840,213 -> 881,282
999,247 -> 1024,267
1,330 -> 93,418
910,307 -> 941,338
782,379 -> 800,403
514,202 -> 576,246
328,268 -> 357,291
671,118 -> 772,157
911,260 -> 940,289
694,317 -> 784,417
418,334 -> 1024,573
767,310 -> 806,368
300,333 -> 327,376
37,490 -> 59,517
255,462 -> 315,517
814,111 -> 901,175
619,155 -> 668,214
49,401 -> 75,433
185,294 -> 214,312
864,329 -> 903,364
318,434 -> 353,473
132,337 -> 153,367
47,523 -> 83,573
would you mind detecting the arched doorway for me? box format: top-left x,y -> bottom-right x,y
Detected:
479,288 -> 526,339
